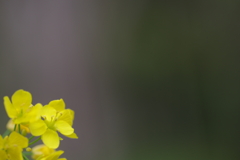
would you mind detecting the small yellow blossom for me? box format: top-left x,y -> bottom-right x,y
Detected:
32,144 -> 66,160
6,119 -> 30,135
3,89 -> 41,124
0,131 -> 28,160
29,99 -> 78,149
2,89 -> 78,159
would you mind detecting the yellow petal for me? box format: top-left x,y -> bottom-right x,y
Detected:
45,150 -> 64,160
58,109 -> 74,126
42,106 -> 57,121
49,99 -> 65,112
55,120 -> 74,135
0,150 -> 8,160
29,120 -> 47,136
11,89 -> 32,110
69,109 -> 74,120
27,103 -> 43,122
64,132 -> 78,139
42,129 -> 60,149
7,146 -> 23,160
3,96 -> 17,118
32,144 -> 55,159
13,114 -> 31,124
8,131 -> 28,148
0,135 -> 3,149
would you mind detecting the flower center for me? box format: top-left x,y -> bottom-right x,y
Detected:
42,112 -> 62,130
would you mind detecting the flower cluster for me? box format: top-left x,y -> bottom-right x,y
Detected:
1,89 -> 78,160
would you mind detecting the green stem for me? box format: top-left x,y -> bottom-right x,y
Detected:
18,124 -> 21,134
23,154 -> 29,160
22,151 -> 32,156
29,137 -> 41,146
14,124 -> 17,131
28,135 -> 34,140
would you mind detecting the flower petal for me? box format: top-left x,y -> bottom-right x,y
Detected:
64,132 -> 78,139
49,99 -> 65,112
0,150 -> 8,160
45,150 -> 64,160
11,89 -> 32,110
27,103 -> 43,122
42,129 -> 59,149
58,109 -> 74,126
42,106 -> 57,121
13,116 -> 29,124
29,119 -> 47,136
55,120 -> 74,136
8,131 -> 28,148
3,96 -> 17,118
0,135 -> 3,149
32,144 -> 55,160
7,146 -> 23,160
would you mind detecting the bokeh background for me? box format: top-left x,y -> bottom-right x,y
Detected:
0,1 -> 240,160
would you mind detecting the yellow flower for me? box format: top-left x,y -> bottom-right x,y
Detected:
3,89 -> 41,124
0,131 -> 28,160
29,99 -> 78,149
32,144 -> 66,160
6,119 -> 30,135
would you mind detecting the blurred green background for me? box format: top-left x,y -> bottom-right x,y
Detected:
0,1 -> 240,159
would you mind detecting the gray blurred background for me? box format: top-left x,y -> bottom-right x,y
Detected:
0,1 -> 240,160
